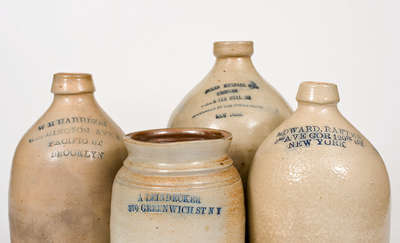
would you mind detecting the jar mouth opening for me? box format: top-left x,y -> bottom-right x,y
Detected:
126,128 -> 232,144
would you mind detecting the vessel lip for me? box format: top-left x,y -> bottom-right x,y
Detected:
51,72 -> 95,94
296,81 -> 340,104
214,40 -> 254,45
300,81 -> 338,88
213,40 -> 254,57
125,128 -> 232,146
53,72 -> 92,78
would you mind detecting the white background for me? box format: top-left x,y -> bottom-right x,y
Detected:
1,0 -> 399,241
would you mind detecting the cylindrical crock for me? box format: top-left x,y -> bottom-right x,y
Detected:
110,128 -> 245,243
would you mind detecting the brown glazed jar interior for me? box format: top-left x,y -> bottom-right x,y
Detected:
128,128 -> 231,144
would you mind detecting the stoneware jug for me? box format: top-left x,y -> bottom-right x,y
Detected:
110,128 -> 245,243
9,73 -> 127,242
168,41 -> 292,185
248,81 -> 390,243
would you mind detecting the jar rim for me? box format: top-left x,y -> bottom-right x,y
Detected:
125,128 -> 232,145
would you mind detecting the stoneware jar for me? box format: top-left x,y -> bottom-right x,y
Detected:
168,41 -> 292,185
248,81 -> 390,242
9,73 -> 127,242
110,128 -> 245,243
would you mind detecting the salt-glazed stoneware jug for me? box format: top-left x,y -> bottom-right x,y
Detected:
110,128 -> 245,243
9,73 -> 127,242
248,81 -> 390,243
168,41 -> 292,185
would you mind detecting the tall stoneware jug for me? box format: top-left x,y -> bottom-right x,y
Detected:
248,81 -> 390,242
169,41 -> 292,185
9,73 -> 127,242
110,128 -> 245,243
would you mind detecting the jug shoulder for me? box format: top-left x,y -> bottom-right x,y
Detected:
169,78 -> 291,128
251,114 -> 389,189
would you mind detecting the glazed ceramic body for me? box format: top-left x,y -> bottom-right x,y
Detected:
168,41 -> 292,185
110,128 -> 245,243
248,82 -> 390,243
9,73 -> 127,242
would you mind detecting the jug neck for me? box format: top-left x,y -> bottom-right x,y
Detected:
51,93 -> 98,107
211,41 -> 258,73
212,56 -> 258,73
49,72 -> 98,107
51,73 -> 95,94
295,81 -> 341,114
296,102 -> 339,113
